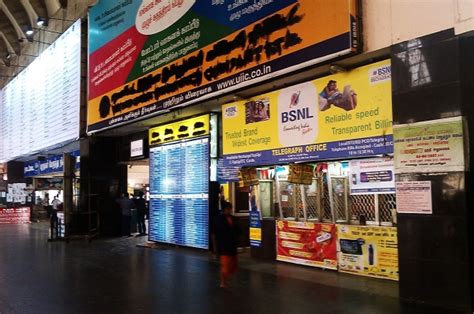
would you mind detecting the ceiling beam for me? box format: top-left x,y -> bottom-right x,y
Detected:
19,0 -> 39,29
0,0 -> 26,41
0,31 -> 15,56
45,0 -> 62,17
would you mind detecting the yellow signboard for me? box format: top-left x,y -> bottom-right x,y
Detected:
149,115 -> 209,146
337,225 -> 398,281
222,60 -> 392,166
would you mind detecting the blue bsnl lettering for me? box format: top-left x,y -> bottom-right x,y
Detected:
281,108 -> 313,123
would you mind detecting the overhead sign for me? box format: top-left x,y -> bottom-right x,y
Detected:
349,158 -> 395,194
276,221 -> 337,270
222,60 -> 393,166
394,117 -> 466,173
149,115 -> 209,146
337,225 -> 398,281
24,151 -> 81,177
87,0 -> 358,132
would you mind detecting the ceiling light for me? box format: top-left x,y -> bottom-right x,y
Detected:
36,17 -> 47,27
25,27 -> 34,36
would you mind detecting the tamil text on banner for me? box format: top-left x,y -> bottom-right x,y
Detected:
394,117 -> 466,173
87,0 -> 358,132
276,220 -> 337,269
222,60 -> 393,166
0,207 -> 30,224
349,157 -> 395,194
337,225 -> 398,280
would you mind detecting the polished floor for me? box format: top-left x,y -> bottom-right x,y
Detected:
0,223 -> 442,314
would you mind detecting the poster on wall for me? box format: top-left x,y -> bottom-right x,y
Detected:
287,164 -> 314,185
396,181 -> 432,214
349,158 -> 395,194
148,115 -> 209,249
276,221 -> 337,270
222,59 -> 393,167
87,0 -> 358,132
394,117 -> 465,173
337,225 -> 398,280
249,211 -> 262,247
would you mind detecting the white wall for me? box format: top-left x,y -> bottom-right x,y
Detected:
363,0 -> 474,52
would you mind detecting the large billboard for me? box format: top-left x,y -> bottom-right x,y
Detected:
222,60 -> 393,166
87,0 -> 358,132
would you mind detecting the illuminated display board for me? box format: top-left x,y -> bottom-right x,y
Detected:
0,20 -> 81,162
148,116 -> 209,249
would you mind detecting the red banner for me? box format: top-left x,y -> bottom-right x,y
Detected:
276,221 -> 337,269
0,207 -> 30,224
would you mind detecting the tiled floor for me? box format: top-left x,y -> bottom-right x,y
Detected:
0,223 -> 452,313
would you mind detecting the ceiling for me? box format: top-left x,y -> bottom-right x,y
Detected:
0,0 -> 72,89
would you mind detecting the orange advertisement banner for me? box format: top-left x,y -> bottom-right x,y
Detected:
276,220 -> 337,270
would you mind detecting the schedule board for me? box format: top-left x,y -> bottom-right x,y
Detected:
0,20 -> 81,162
149,137 -> 209,249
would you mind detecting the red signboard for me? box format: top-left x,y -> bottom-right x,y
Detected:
276,221 -> 337,269
0,207 -> 30,224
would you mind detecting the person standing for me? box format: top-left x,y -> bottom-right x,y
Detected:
42,193 -> 50,217
215,201 -> 240,288
117,193 -> 134,237
134,192 -> 147,236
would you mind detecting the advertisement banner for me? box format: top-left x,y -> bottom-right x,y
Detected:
222,60 -> 393,166
249,210 -> 262,247
337,225 -> 398,280
0,207 -> 30,224
276,221 -> 337,270
394,117 -> 465,173
349,157 -> 395,194
87,0 -> 358,132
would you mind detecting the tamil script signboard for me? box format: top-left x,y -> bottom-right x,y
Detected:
87,0 -> 358,132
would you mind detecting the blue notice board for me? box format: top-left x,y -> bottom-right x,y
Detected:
148,137 -> 209,249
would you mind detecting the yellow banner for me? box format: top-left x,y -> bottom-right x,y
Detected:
149,115 -> 209,146
337,225 -> 398,281
222,60 -> 392,163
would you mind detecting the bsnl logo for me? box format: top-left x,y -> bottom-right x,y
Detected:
281,91 -> 313,122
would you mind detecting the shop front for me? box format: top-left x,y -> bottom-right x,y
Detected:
23,151 -> 80,232
220,60 -> 398,280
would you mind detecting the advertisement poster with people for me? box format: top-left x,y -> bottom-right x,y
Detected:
222,60 -> 393,167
